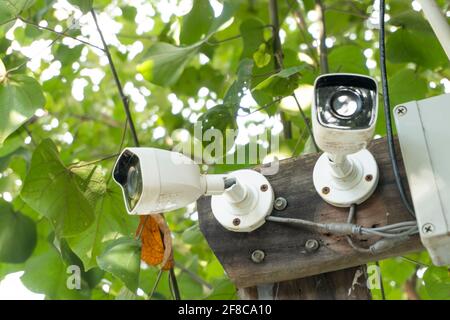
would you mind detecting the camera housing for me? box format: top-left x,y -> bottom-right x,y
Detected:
112,148 -> 274,232
113,148 -> 212,214
312,73 -> 379,207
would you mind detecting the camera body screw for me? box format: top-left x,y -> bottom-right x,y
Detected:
422,223 -> 434,234
396,106 -> 407,116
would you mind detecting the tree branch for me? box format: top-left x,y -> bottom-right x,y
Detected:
269,0 -> 292,139
315,0 -> 329,74
90,9 -> 140,147
269,0 -> 284,71
286,0 -> 319,65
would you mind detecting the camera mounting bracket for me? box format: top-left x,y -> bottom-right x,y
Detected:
313,149 -> 379,207
211,169 -> 274,232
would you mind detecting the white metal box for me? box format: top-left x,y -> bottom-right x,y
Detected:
394,93 -> 450,266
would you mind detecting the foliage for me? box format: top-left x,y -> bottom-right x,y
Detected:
0,0 -> 449,300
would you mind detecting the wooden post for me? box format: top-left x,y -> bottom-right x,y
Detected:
197,137 -> 422,299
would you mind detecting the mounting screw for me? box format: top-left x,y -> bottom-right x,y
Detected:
251,250 -> 265,263
422,223 -> 434,234
274,197 -> 288,211
305,239 -> 320,253
365,174 -> 373,182
396,106 -> 407,116
233,218 -> 241,226
321,186 -> 330,195
260,184 -> 268,192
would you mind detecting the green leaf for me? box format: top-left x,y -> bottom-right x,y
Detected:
182,223 -> 204,245
180,0 -> 214,45
0,58 -> 5,83
58,239 -> 104,289
67,184 -> 138,270
0,130 -> 23,157
223,58 -> 254,107
387,29 -> 448,69
137,42 -> 201,87
0,74 -> 45,144
253,66 -> 306,92
240,18 -> 265,59
20,139 -> 95,237
21,244 -> 90,299
0,200 -> 37,263
206,279 -> 236,300
198,104 -> 235,133
253,43 -> 271,68
68,0 -> 93,14
96,237 -> 141,292
115,286 -> 137,300
328,45 -> 368,74
423,266 -> 450,300
137,1 -> 238,87
55,44 -> 83,67
71,163 -> 106,207
389,11 -> 433,33
0,0 -> 35,24
388,69 -> 428,106
252,65 -> 306,110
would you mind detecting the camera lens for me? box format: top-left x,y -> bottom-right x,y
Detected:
330,89 -> 362,118
126,165 -> 141,200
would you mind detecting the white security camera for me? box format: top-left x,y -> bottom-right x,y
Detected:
312,73 -> 379,207
112,148 -> 274,232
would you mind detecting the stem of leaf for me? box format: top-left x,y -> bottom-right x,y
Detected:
18,16 -> 105,51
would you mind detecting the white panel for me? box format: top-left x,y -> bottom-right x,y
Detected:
394,94 -> 450,266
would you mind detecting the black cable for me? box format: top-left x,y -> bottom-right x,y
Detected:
169,268 -> 181,300
379,0 -> 416,218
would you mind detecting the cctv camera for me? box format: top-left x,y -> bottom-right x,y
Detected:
112,148 -> 274,232
312,73 -> 379,207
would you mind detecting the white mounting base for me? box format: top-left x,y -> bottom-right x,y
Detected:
211,169 -> 274,232
313,149 -> 379,207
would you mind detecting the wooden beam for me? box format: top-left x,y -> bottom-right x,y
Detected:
237,266 -> 371,300
197,137 -> 422,288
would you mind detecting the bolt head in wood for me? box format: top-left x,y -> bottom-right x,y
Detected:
274,197 -> 288,211
305,239 -> 320,253
251,250 -> 265,263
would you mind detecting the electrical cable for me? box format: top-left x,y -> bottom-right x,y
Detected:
266,202 -> 418,254
346,204 -> 371,253
379,0 -> 416,219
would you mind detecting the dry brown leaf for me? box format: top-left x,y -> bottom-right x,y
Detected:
137,214 -> 173,270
